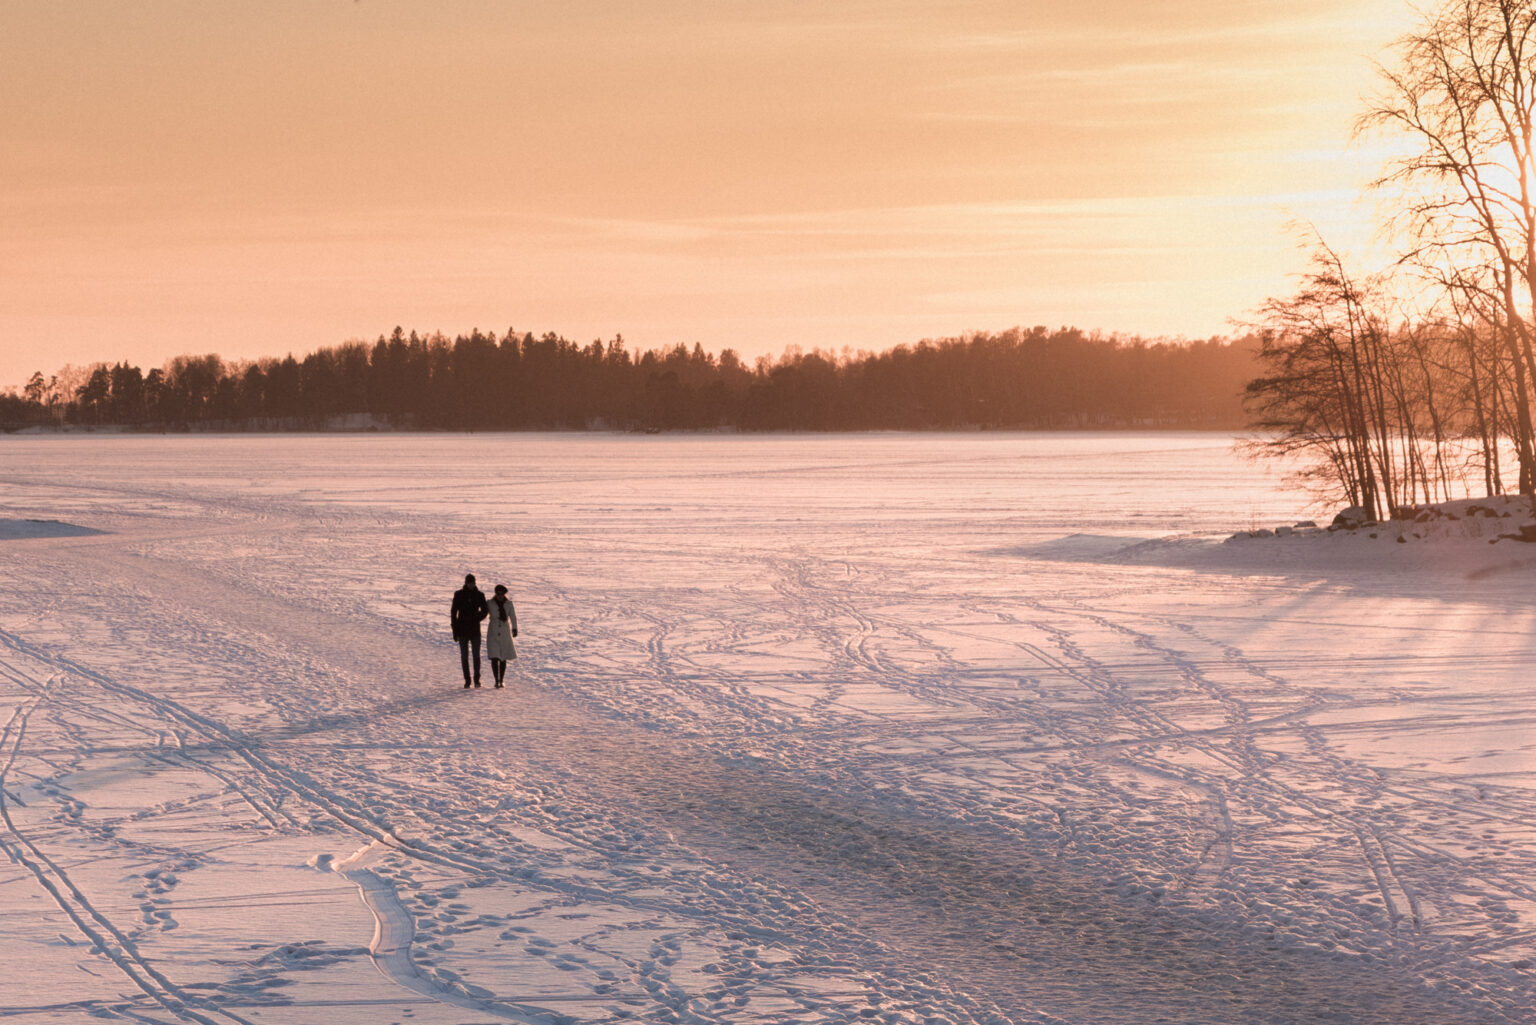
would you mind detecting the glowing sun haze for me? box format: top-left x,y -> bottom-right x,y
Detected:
2,0 -> 1418,387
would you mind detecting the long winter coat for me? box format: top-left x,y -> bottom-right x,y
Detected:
451,586 -> 488,640
486,595 -> 517,660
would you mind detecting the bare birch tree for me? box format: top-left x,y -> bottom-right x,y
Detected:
1246,245 -> 1395,518
1361,0 -> 1536,493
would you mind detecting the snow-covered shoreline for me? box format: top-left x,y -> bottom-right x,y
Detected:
1229,494 -> 1536,548
1005,495 -> 1536,585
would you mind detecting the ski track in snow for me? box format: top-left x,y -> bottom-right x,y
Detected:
0,433 -> 1533,1023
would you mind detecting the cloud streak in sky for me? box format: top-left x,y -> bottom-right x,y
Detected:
0,0 -> 1421,384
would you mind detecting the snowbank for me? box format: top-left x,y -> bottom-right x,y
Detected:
1216,494 -> 1536,573
1015,495 -> 1536,579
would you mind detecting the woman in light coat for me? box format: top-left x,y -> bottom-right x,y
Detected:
486,584 -> 518,687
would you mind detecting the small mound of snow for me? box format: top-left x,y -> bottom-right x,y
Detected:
0,518 -> 106,540
1228,495 -> 1536,547
1208,495 -> 1536,575
1017,496 -> 1536,579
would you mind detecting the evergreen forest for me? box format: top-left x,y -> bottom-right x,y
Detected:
0,327 -> 1256,433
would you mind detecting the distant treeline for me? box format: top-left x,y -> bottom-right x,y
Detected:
2,326 -> 1256,432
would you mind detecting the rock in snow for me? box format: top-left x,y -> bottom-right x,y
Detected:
1331,505 -> 1370,529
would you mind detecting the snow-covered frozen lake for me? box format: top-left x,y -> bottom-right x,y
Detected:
1,432 -> 1534,1024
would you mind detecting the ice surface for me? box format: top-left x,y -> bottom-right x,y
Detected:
0,432 -> 1532,1024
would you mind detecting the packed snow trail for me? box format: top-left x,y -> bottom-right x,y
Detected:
0,433 -> 1533,1024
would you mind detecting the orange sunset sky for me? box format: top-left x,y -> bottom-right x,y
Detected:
2,0 -> 1419,389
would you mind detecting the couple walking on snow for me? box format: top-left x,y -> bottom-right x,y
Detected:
450,574 -> 517,688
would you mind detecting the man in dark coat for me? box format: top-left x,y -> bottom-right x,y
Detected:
450,573 -> 490,688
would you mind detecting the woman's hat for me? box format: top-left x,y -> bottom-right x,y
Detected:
494,584 -> 507,595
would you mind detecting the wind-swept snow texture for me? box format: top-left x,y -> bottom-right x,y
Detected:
0,432 -> 1533,1024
